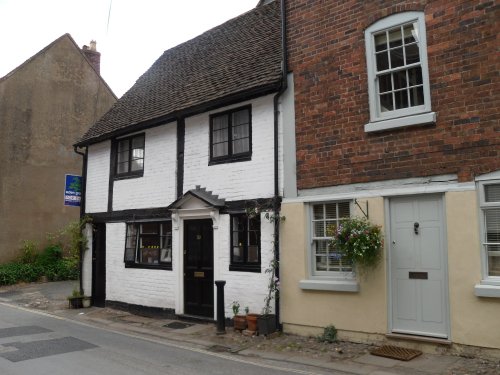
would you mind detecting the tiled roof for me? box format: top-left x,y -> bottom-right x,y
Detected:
77,1 -> 282,146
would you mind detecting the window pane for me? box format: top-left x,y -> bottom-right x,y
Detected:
124,224 -> 137,262
405,43 -> 420,64
374,32 -> 387,52
212,115 -> 229,157
390,47 -> 404,68
314,221 -> 325,237
233,138 -> 249,154
247,246 -> 259,262
485,184 -> 500,202
233,247 -> 244,262
117,161 -> 129,174
378,73 -> 392,93
487,244 -> 500,276
393,70 -> 408,90
117,139 -> 129,153
315,240 -> 328,255
141,223 -> 158,234
131,159 -> 143,172
388,27 -> 402,48
325,204 -> 337,219
408,67 -> 423,86
232,109 -> 249,126
409,86 -> 424,107
313,205 -> 324,220
316,256 -> 327,271
403,24 -> 417,44
485,209 -> 500,241
380,93 -> 394,112
338,202 -> 350,218
395,89 -> 409,109
132,135 -> 144,149
376,51 -> 389,71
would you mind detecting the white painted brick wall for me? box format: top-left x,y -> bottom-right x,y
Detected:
106,222 -> 176,308
183,95 -> 275,200
85,141 -> 110,213
217,213 -> 275,317
113,124 -> 177,210
82,223 -> 93,296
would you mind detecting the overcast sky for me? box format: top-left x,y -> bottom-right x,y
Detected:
0,0 -> 258,97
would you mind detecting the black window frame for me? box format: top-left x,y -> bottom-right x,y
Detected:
113,133 -> 145,179
229,213 -> 261,272
209,105 -> 252,165
124,221 -> 172,270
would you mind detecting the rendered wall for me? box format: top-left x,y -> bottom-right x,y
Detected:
0,35 -> 116,262
280,198 -> 387,338
281,190 -> 500,350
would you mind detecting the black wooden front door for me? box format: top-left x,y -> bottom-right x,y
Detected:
184,219 -> 214,317
92,223 -> 106,307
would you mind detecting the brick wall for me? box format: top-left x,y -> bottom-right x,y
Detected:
287,0 -> 499,190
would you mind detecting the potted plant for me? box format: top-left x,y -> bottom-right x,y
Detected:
246,312 -> 259,332
68,288 -> 92,309
328,217 -> 383,271
232,301 -> 247,331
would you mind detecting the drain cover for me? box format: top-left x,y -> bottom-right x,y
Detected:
164,322 -> 194,329
370,345 -> 422,361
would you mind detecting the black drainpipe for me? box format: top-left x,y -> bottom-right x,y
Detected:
73,145 -> 88,295
273,0 -> 288,331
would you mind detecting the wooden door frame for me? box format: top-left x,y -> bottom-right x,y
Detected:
385,194 -> 451,339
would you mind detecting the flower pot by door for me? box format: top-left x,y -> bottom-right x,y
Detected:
246,313 -> 259,332
233,315 -> 247,331
257,314 -> 276,335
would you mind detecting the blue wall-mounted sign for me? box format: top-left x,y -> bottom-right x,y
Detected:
64,174 -> 82,207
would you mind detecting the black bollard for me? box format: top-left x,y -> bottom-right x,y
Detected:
215,280 -> 226,335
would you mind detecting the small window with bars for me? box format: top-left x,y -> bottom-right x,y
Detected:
481,183 -> 500,278
311,202 -> 351,274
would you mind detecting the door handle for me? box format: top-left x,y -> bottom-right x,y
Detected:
414,222 -> 419,235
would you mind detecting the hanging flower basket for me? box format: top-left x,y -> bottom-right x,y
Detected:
328,217 -> 383,270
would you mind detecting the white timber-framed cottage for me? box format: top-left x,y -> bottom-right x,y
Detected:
75,0 -> 293,321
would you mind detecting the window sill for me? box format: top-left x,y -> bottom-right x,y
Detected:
365,112 -> 436,133
114,172 -> 144,181
125,263 -> 172,271
229,264 -> 261,273
209,155 -> 251,166
299,279 -> 359,292
474,283 -> 500,298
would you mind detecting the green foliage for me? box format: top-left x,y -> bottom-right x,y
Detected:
19,240 -> 39,264
317,325 -> 338,343
328,217 -> 383,270
0,217 -> 90,287
232,301 -> 240,316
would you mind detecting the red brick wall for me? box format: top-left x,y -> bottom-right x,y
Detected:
286,0 -> 499,190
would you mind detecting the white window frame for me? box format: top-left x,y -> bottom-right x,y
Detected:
475,172 -> 500,298
299,201 -> 359,292
364,11 -> 435,133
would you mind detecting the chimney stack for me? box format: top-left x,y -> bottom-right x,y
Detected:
82,40 -> 101,74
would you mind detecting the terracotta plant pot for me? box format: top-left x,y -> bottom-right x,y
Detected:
233,315 -> 247,331
246,313 -> 260,332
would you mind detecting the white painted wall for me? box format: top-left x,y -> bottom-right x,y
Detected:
217,212 -> 275,317
106,222 -> 176,308
183,95 -> 276,200
85,141 -> 110,213
82,223 -> 93,296
113,124 -> 177,210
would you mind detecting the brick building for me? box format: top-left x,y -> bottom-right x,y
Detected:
280,0 -> 499,352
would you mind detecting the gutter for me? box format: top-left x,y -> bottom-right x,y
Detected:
273,0 -> 288,331
73,146 -> 88,295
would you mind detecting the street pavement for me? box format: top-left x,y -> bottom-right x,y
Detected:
0,281 -> 498,374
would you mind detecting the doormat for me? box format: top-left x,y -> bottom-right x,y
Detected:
164,321 -> 194,329
370,345 -> 422,361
